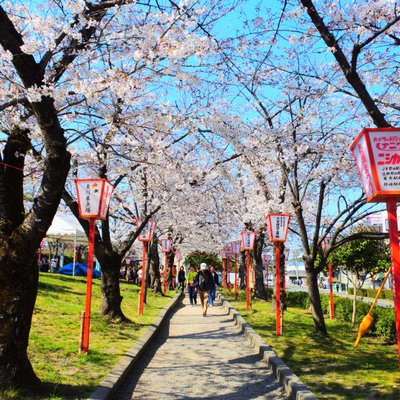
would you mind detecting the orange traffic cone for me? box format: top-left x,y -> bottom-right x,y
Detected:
354,313 -> 374,348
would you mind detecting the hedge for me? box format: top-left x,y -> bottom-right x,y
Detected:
286,291 -> 396,342
347,287 -> 394,300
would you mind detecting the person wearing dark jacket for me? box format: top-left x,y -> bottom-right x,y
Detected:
208,266 -> 219,306
194,263 -> 214,317
177,267 -> 186,293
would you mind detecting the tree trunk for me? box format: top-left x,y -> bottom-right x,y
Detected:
280,243 -> 287,311
167,251 -> 174,290
239,252 -> 245,289
0,257 -> 41,388
306,268 -> 328,335
352,276 -> 359,327
148,240 -> 162,294
253,232 -> 267,300
99,256 -> 126,322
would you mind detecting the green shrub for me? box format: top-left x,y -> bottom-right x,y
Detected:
287,291 -> 395,343
332,296 -> 353,322
347,288 -> 393,300
372,307 -> 396,341
286,291 -> 310,308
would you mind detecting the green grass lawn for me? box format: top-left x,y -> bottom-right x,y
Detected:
225,291 -> 400,400
4,273 -> 173,400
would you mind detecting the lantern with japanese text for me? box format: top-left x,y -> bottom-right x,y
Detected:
136,218 -> 156,314
224,244 -> 233,294
231,240 -> 241,255
350,128 -> 400,202
240,231 -> 256,310
322,238 -> 334,320
351,128 -> 400,362
240,231 -> 256,251
160,239 -> 172,294
266,213 -> 290,336
136,218 -> 156,242
220,248 -> 227,290
231,240 -> 241,299
262,253 -> 272,299
266,214 -> 290,242
74,178 -> 114,354
75,179 -> 113,220
160,238 -> 172,253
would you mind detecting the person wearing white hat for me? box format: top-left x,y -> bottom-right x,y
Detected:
194,263 -> 214,316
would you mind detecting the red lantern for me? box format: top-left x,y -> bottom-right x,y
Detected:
224,243 -> 233,258
240,231 -> 256,251
265,214 -> 290,336
136,218 -> 156,242
75,178 -> 113,220
136,218 -> 156,315
231,240 -> 241,255
350,128 -> 400,202
160,238 -> 172,253
266,214 -> 290,242
160,239 -> 172,295
74,178 -> 113,354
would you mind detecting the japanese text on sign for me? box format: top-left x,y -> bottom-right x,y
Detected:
267,214 -> 290,242
371,132 -> 400,191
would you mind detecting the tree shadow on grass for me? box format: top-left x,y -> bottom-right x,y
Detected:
0,382 -> 94,400
280,332 -> 400,399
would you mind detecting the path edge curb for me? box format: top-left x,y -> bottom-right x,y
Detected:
220,295 -> 317,400
87,292 -> 182,400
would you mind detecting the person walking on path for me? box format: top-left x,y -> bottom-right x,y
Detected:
186,266 -> 197,305
194,263 -> 214,317
208,265 -> 219,306
177,266 -> 186,294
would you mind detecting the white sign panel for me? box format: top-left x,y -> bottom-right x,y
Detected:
232,241 -> 241,255
99,181 -> 113,220
268,215 -> 290,242
137,219 -> 156,242
225,244 -> 233,258
352,133 -> 377,198
76,180 -> 103,218
241,232 -> 256,251
160,239 -> 171,253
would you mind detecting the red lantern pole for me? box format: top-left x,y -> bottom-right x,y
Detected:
37,240 -> 43,267
138,242 -> 147,315
80,218 -> 95,354
387,201 -> 400,365
275,243 -> 281,336
234,254 -> 238,300
227,257 -> 231,295
163,252 -> 168,295
266,263 -> 269,299
328,261 -> 335,320
246,250 -> 251,310
222,258 -> 227,290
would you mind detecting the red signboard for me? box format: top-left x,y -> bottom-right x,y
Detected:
350,128 -> 400,202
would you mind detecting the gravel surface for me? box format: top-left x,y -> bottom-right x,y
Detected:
114,295 -> 287,400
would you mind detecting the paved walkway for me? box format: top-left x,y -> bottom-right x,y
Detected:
114,295 -> 287,400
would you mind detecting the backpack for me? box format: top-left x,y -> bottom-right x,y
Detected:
197,271 -> 211,291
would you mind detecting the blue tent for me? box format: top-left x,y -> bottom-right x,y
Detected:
57,262 -> 101,278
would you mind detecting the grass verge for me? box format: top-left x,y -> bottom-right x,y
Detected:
2,273 -> 174,400
225,291 -> 400,400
